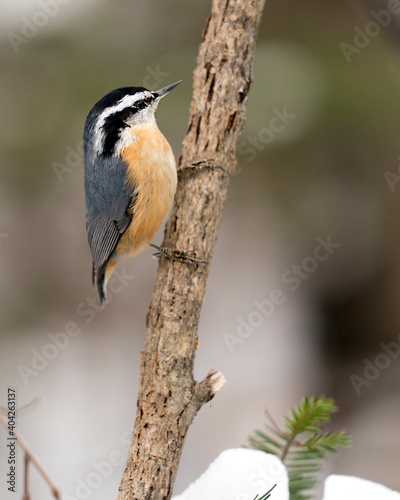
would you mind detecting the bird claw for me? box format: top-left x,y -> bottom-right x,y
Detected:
178,158 -> 225,176
150,244 -> 206,267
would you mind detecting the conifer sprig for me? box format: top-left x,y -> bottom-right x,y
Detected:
253,484 -> 276,499
249,395 -> 351,500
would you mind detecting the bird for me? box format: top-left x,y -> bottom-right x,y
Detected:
83,80 -> 182,304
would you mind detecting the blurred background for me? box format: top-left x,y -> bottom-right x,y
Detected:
1,0 -> 400,498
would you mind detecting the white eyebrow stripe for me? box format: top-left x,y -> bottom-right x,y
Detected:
93,91 -> 149,154
97,91 -> 148,125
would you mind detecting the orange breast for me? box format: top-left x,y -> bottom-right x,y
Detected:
116,122 -> 177,258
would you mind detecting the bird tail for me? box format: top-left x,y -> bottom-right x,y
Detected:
97,271 -> 107,305
92,260 -> 117,305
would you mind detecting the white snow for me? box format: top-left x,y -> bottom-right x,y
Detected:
172,448 -> 289,500
172,448 -> 400,500
322,474 -> 400,500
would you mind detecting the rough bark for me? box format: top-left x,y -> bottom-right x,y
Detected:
118,1 -> 266,498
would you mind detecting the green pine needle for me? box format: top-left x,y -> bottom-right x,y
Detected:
253,484 -> 277,499
249,395 -> 351,500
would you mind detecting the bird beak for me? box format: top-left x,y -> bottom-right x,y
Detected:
152,80 -> 182,101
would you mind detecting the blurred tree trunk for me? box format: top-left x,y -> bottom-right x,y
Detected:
118,0 -> 266,498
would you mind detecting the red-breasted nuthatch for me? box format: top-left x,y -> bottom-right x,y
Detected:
83,81 -> 182,304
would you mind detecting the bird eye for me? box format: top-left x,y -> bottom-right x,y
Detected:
133,96 -> 154,111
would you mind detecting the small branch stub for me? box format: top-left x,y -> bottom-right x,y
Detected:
197,370 -> 228,405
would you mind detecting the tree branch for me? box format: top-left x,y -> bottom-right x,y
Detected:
0,409 -> 61,499
118,1 -> 266,498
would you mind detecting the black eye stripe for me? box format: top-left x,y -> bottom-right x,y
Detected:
99,96 -> 154,157
101,111 -> 129,157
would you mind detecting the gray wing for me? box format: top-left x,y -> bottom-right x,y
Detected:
84,154 -> 135,282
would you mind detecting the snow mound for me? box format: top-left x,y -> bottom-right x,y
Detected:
323,474 -> 400,500
172,448 -> 289,500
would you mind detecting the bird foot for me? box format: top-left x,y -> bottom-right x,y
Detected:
150,244 -> 206,266
178,158 -> 225,176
